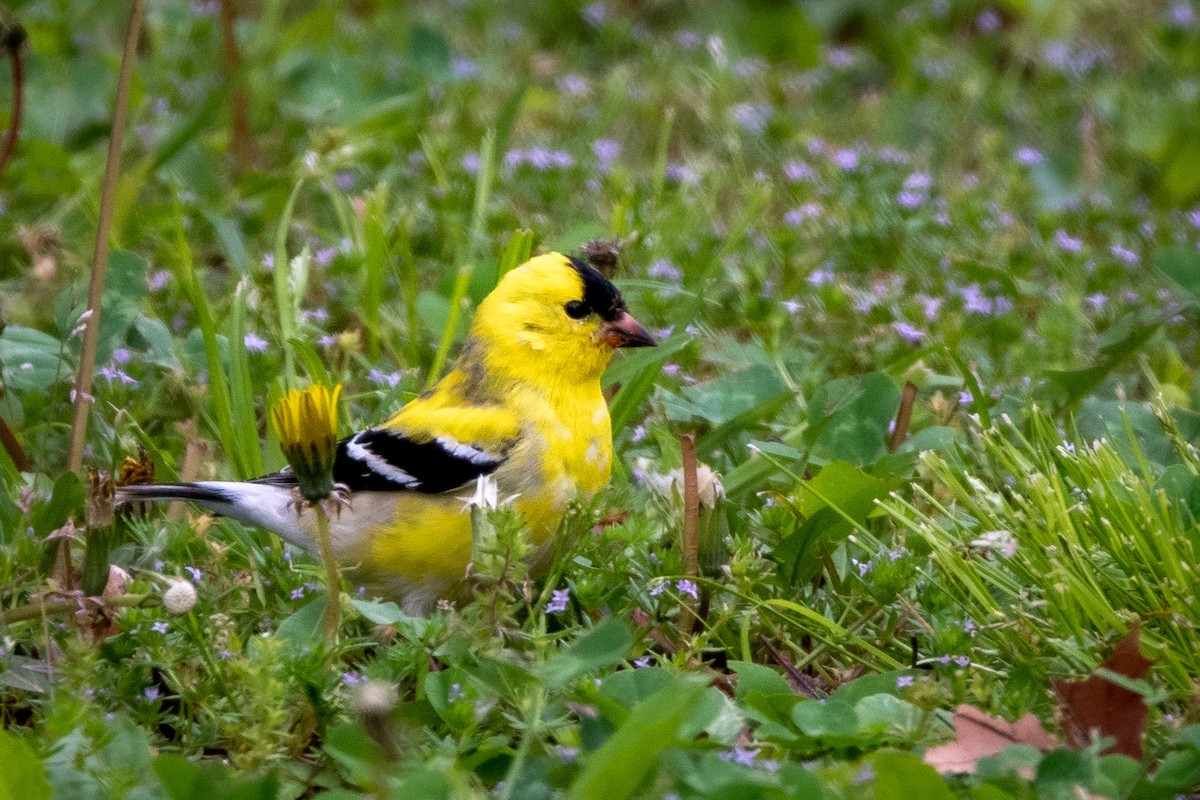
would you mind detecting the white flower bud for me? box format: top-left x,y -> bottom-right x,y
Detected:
162,580 -> 197,615
355,680 -> 398,717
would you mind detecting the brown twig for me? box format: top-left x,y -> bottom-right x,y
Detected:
0,593 -> 157,627
756,634 -> 825,699
60,0 -> 145,585
0,414 -> 30,471
679,433 -> 699,639
218,0 -> 255,173
0,19 -> 27,182
888,380 -> 918,453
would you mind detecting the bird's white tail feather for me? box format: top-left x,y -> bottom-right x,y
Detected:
118,482 -> 309,550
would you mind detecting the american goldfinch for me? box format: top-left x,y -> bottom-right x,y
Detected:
119,252 -> 655,612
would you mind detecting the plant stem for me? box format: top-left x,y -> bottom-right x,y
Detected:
0,593 -> 157,626
312,502 -> 341,644
0,19 -> 26,182
497,686 -> 545,800
61,0 -> 144,587
679,433 -> 699,639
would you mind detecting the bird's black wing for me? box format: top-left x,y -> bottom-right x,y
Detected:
252,428 -> 509,494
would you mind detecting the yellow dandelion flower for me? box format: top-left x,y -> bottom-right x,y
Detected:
271,384 -> 341,502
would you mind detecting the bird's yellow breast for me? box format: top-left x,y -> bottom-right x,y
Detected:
353,383 -> 612,592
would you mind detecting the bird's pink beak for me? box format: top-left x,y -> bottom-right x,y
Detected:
600,310 -> 657,348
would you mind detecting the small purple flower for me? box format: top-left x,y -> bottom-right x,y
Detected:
243,332 -> 269,353
958,390 -> 974,406
557,74 -> 590,96
633,656 -> 651,668
450,57 -> 478,79
675,579 -> 699,600
448,682 -> 465,702
148,270 -> 170,292
290,587 -> 305,600
892,321 -> 925,344
334,171 -> 355,191
592,139 -> 620,173
648,259 -> 681,281
917,294 -> 944,321
314,246 -> 337,267
784,203 -> 823,226
960,283 -> 994,315
184,566 -> 203,584
962,618 -> 977,634
143,686 -> 160,702
368,368 -> 404,388
721,746 -> 758,767
662,363 -> 681,377
1168,2 -> 1195,27
852,558 -> 872,577
631,424 -> 647,443
976,9 -> 1001,32
832,148 -> 859,171
582,2 -> 609,26
954,655 -> 971,667
1055,229 -> 1083,253
1015,147 -> 1044,166
151,621 -> 169,634
544,588 -> 570,615
783,160 -> 814,182
807,268 -> 834,287
317,334 -> 337,349
896,190 -> 925,209
782,300 -> 802,315
98,365 -> 138,386
1084,292 -> 1107,311
1110,244 -> 1139,265
732,103 -> 770,135
665,162 -> 697,185
649,582 -> 667,597
112,347 -> 133,365
896,675 -> 915,689
341,671 -> 366,686
825,47 -> 854,69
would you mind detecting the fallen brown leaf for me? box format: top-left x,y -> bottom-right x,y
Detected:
1053,625 -> 1153,760
924,704 -> 1060,775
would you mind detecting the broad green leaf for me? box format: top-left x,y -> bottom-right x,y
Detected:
805,372 -> 900,465
0,728 -> 51,800
872,751 -> 954,800
1156,245 -> 1200,304
273,595 -> 327,652
0,325 -> 69,391
772,461 -> 896,586
540,617 -> 633,689
568,679 -> 707,800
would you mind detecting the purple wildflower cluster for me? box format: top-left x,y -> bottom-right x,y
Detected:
504,148 -> 574,172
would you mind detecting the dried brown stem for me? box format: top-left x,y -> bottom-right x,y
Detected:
61,0 -> 145,584
0,21 -> 26,182
0,414 -> 30,471
888,381 -> 918,453
679,432 -> 699,639
219,0 -> 255,173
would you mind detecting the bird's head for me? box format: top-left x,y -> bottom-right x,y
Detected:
468,252 -> 656,385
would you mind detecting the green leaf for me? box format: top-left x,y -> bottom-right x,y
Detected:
1155,245 -> 1200,305
273,595 -> 327,652
791,698 -> 860,741
567,679 -> 707,800
805,372 -> 900,465
872,751 -> 954,800
0,728 -> 51,800
349,597 -> 416,626
31,472 -> 84,539
728,661 -> 794,701
540,618 -> 633,689
0,325 -> 69,391
771,461 -> 896,586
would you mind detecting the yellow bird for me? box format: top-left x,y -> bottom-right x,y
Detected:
118,252 -> 655,613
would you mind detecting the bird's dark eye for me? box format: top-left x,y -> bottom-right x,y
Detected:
564,300 -> 589,319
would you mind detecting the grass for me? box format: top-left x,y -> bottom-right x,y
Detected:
3,1 -> 1200,797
